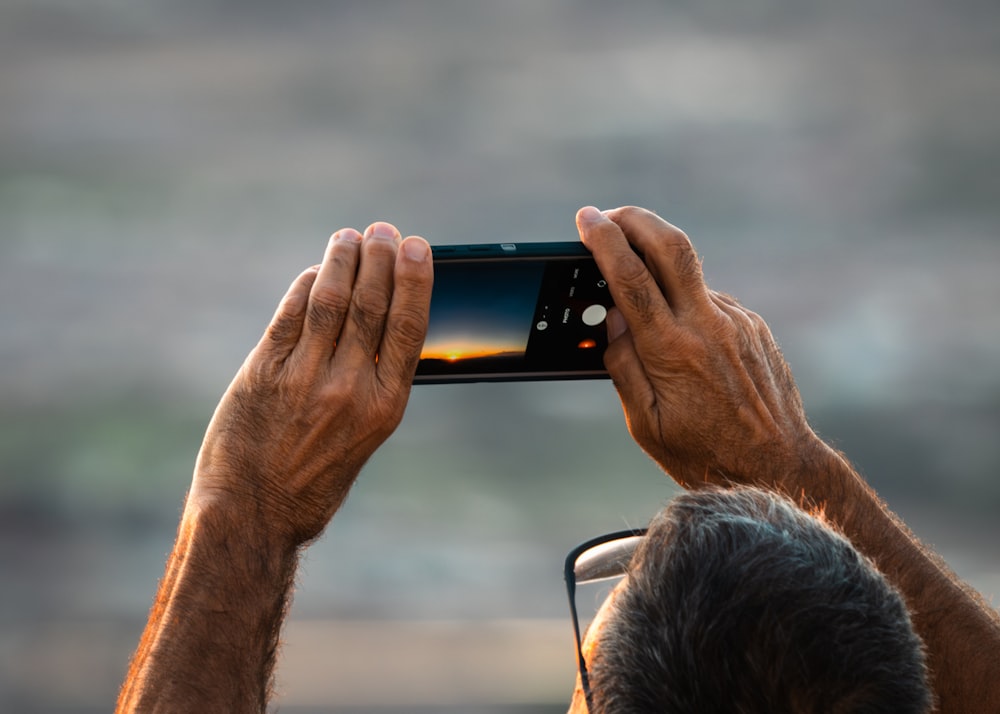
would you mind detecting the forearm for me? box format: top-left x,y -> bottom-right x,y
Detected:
787,440 -> 1000,712
117,497 -> 298,713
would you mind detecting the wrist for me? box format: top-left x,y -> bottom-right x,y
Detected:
192,432 -> 362,547
190,438 -> 331,549
774,434 -> 877,531
183,477 -> 303,560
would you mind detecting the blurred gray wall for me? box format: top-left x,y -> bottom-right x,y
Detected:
2,0 -> 998,711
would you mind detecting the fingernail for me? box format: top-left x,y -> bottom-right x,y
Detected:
607,307 -> 628,341
367,222 -> 400,241
333,228 -> 362,243
402,237 -> 429,261
577,205 -> 605,225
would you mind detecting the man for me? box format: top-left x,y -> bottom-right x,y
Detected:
116,207 -> 1000,712
566,486 -> 932,712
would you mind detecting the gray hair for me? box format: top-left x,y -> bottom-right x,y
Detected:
591,486 -> 931,713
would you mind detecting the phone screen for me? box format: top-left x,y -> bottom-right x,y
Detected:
415,244 -> 613,383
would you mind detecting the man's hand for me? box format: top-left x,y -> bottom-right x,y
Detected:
117,221 -> 432,713
190,221 -> 433,545
576,205 -> 1000,712
575,205 -> 819,491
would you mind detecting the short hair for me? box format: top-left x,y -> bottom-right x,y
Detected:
590,486 -> 932,713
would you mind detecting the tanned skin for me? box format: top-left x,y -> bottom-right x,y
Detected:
116,222 -> 434,712
571,205 -> 1000,713
118,208 -> 999,713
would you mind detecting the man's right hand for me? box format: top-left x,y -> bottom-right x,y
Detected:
575,205 -> 827,492
577,205 -> 1000,714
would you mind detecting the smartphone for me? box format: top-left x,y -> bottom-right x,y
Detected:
414,241 -> 613,383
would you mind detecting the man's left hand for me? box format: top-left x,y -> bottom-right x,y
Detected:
188,222 -> 433,546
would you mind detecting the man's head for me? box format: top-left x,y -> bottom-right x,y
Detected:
571,487 -> 931,713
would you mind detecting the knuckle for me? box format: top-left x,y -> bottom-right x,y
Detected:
364,234 -> 398,261
394,262 -> 434,297
730,306 -> 766,343
350,289 -> 389,329
615,205 -> 647,224
351,272 -> 391,312
623,284 -> 654,319
729,307 -> 754,332
619,206 -> 690,242
615,251 -> 655,292
665,223 -> 691,244
712,298 -> 743,326
329,247 -> 358,273
674,245 -> 703,279
307,285 -> 351,330
266,313 -> 300,345
350,315 -> 382,352
711,310 -> 741,342
242,345 -> 286,387
348,291 -> 391,350
306,302 -> 343,335
745,308 -> 769,335
387,304 -> 429,348
351,282 -> 391,316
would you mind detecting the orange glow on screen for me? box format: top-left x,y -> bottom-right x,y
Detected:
421,340 -> 525,362
578,339 -> 597,349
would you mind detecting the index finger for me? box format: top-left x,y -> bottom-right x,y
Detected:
373,235 -> 434,393
604,206 -> 713,316
253,264 -> 321,365
575,206 -> 674,347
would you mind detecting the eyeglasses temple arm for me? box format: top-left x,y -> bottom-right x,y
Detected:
565,557 -> 596,710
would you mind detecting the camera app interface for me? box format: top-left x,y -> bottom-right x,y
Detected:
417,256 -> 612,378
420,260 -> 544,373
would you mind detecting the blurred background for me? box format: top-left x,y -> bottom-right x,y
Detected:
2,0 -> 999,711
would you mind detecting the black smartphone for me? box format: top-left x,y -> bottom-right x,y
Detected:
415,241 -> 613,383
